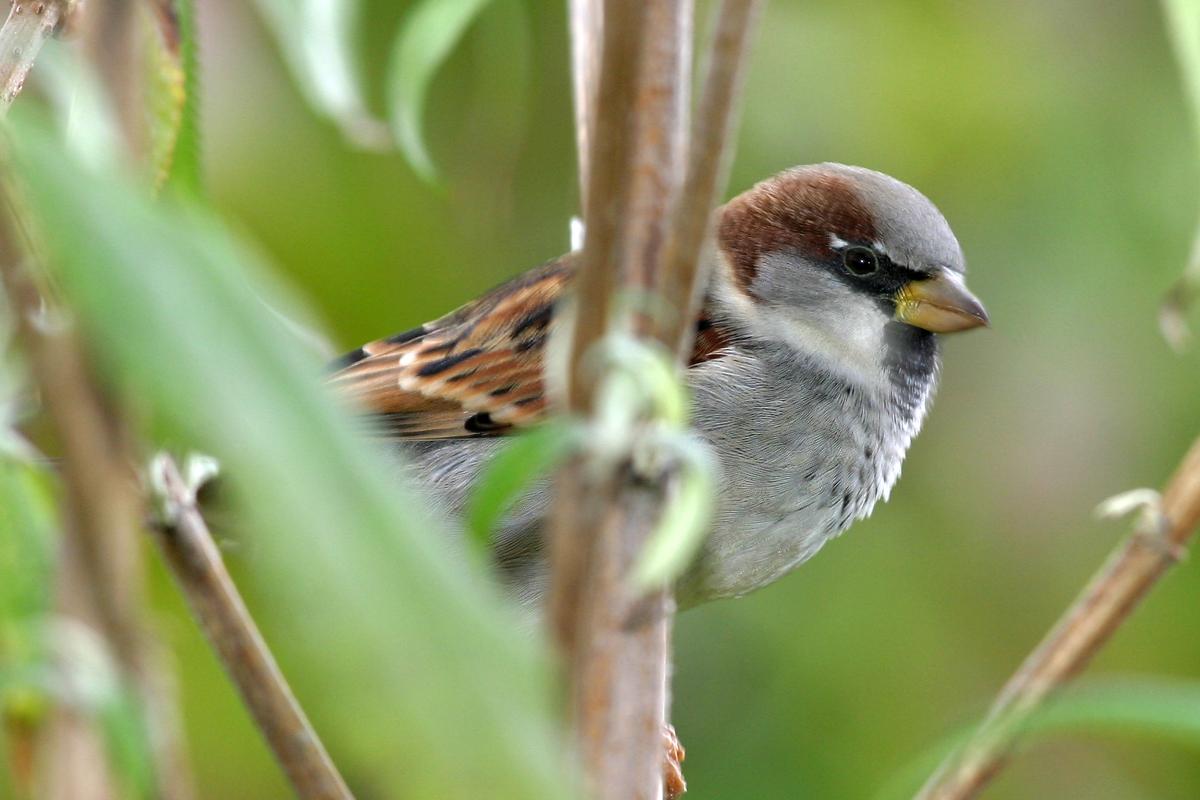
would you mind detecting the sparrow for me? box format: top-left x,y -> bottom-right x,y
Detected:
328,163 -> 987,607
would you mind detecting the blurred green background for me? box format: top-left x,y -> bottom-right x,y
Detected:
153,0 -> 1200,796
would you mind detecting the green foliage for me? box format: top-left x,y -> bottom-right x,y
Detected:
146,0 -> 203,196
631,432 -> 717,589
467,420 -> 576,551
6,116 -> 573,798
251,0 -> 389,149
0,459 -> 54,626
1163,0 -> 1200,151
0,459 -> 154,799
388,0 -> 497,181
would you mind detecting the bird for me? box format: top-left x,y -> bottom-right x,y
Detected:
328,163 -> 987,608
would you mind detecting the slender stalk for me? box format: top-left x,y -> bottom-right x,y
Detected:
659,0 -> 762,357
619,0 -> 691,299
568,0 -> 601,209
554,5 -> 673,795
552,2 -> 760,798
561,1 -> 649,414
916,435 -> 1200,800
0,152 -> 155,799
149,456 -> 354,800
0,0 -> 69,112
551,4 -> 680,799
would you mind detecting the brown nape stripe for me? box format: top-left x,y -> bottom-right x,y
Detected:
717,169 -> 876,290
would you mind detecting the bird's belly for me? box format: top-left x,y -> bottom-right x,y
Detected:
688,503 -> 843,603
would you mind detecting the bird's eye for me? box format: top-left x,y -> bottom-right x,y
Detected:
843,246 -> 879,276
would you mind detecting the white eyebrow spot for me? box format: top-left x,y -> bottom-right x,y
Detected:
872,241 -> 889,256
828,233 -> 849,249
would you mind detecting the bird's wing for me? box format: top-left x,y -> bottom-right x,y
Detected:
328,256 -> 574,439
328,253 -> 735,440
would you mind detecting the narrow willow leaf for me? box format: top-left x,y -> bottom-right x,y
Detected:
7,120 -> 572,799
631,432 -> 718,588
146,0 -> 203,196
31,47 -> 122,173
467,422 -> 576,551
0,459 -> 55,625
252,0 -> 389,149
1162,0 -> 1200,131
1158,0 -> 1200,348
874,677 -> 1200,800
388,0 -> 495,181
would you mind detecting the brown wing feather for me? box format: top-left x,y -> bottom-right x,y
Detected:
328,256 -> 573,439
328,253 -> 736,440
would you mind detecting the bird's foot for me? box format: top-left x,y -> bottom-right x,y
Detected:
663,723 -> 686,799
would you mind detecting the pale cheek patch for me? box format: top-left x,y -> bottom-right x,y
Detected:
764,301 -> 889,384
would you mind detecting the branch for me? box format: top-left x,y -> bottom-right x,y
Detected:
0,141 -> 173,798
550,3 -> 760,799
148,455 -> 354,800
550,4 -> 681,800
0,1 -> 70,113
916,434 -> 1200,800
567,0 -> 601,208
560,1 -> 649,414
659,0 -> 761,356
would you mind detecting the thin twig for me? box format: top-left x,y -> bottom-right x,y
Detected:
0,0 -> 69,112
561,1 -> 649,414
551,2 -> 760,798
659,0 -> 762,357
0,147 -> 160,800
619,0 -> 691,299
916,435 -> 1200,800
568,0 -> 601,209
148,455 -> 354,800
551,3 -> 684,799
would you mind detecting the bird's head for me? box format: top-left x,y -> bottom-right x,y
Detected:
712,163 -> 987,381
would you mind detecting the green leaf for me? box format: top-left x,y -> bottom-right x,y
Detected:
0,622 -> 155,800
875,677 -> 1200,800
631,431 -> 718,588
467,421 -> 577,551
388,0 -> 495,181
7,119 -> 573,798
146,0 -> 203,196
0,459 -> 55,625
1159,0 -> 1200,348
1163,0 -> 1200,152
252,0 -> 389,149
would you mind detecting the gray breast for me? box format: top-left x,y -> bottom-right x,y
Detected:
676,344 -> 932,604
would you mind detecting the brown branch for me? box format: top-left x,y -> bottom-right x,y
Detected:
659,0 -> 762,356
0,144 -> 176,799
561,1 -> 650,414
0,1 -> 69,112
916,434 -> 1200,800
567,0 -> 601,210
550,4 -> 682,800
551,3 -> 759,799
619,0 -> 691,300
148,456 -> 354,800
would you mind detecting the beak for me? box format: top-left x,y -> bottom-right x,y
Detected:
893,271 -> 989,333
